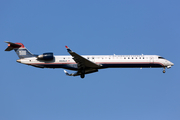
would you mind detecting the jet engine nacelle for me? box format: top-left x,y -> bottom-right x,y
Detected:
37,52 -> 54,61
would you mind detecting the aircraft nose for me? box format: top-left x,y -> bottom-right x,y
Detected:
168,61 -> 174,66
16,59 -> 21,63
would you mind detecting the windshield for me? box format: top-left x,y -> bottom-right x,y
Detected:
158,57 -> 165,59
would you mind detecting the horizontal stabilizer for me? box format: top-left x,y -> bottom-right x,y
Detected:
5,46 -> 14,51
4,41 -> 22,51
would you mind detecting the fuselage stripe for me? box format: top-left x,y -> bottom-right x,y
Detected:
28,62 -> 164,67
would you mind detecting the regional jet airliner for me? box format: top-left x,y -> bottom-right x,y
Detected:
5,41 -> 174,78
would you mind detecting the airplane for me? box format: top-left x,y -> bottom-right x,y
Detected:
4,41 -> 174,78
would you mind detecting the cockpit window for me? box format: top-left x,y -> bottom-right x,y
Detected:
158,57 -> 165,59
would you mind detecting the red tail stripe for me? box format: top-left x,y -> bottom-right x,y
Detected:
15,43 -> 25,48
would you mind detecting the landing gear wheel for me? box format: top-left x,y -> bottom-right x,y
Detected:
163,70 -> 166,73
80,69 -> 85,78
81,74 -> 85,78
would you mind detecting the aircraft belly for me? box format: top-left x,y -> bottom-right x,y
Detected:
31,63 -> 78,70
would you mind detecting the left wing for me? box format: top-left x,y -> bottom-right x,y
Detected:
64,69 -> 98,76
65,46 -> 101,69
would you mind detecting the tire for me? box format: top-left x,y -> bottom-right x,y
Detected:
81,74 -> 85,78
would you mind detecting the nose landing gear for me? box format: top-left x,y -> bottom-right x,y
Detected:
163,67 -> 166,73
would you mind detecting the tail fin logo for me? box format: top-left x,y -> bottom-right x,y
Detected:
19,50 -> 27,55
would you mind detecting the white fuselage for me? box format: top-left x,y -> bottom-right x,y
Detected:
17,55 -> 174,70
5,42 -> 174,78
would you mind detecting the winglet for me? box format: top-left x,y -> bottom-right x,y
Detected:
65,46 -> 72,52
64,70 -> 69,75
64,70 -> 74,76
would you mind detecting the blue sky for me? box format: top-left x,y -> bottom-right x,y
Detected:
1,0 -> 180,120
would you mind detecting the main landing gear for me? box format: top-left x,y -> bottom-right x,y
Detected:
80,69 -> 85,78
81,73 -> 85,78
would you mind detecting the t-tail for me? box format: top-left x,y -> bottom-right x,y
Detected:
4,41 -> 36,58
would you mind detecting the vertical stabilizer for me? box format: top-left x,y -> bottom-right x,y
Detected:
4,41 -> 36,58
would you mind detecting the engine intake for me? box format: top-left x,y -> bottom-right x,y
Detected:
37,52 -> 54,61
